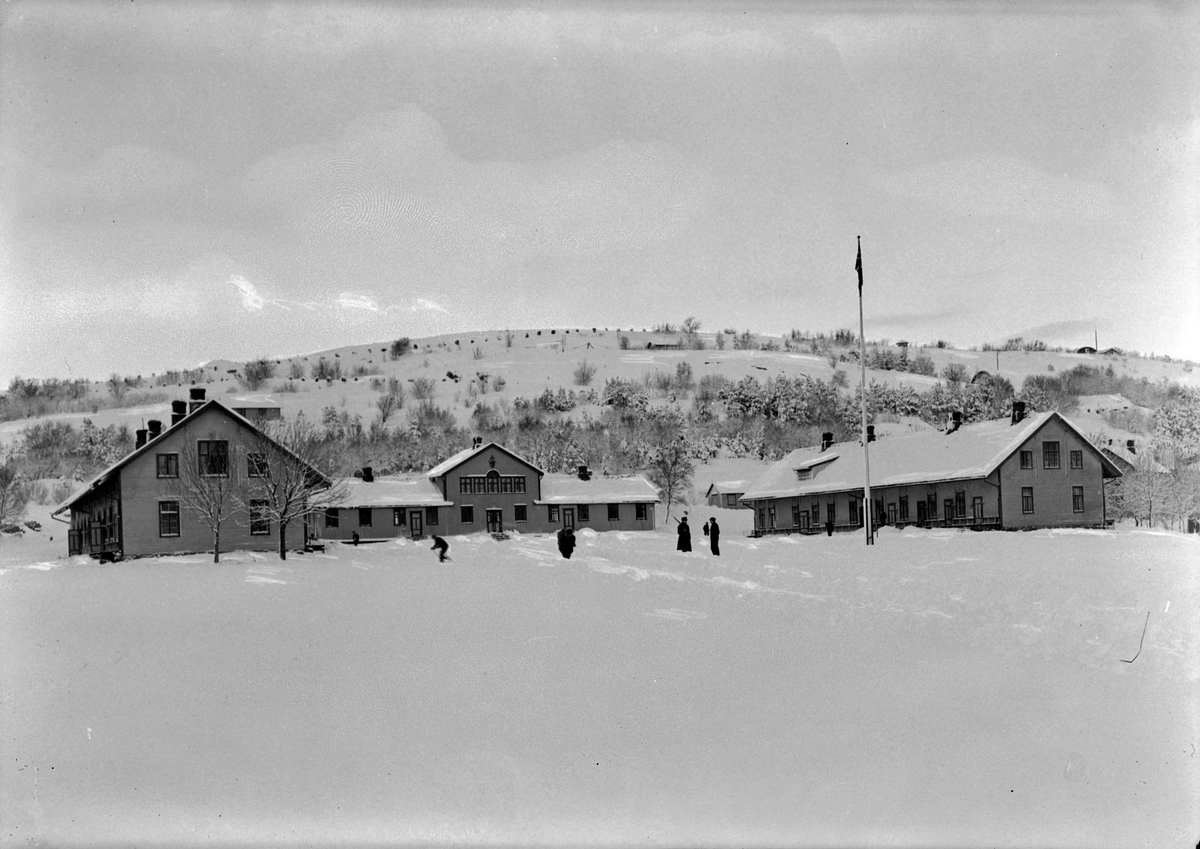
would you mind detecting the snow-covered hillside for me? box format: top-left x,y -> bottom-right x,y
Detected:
1,526 -> 1196,846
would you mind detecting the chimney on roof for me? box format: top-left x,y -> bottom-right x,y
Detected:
821,432 -> 834,451
1126,439 -> 1136,455
171,400 -> 187,426
135,429 -> 148,449
1011,401 -> 1026,425
147,420 -> 163,440
578,464 -> 591,481
472,436 -> 483,449
947,411 -> 962,434
362,466 -> 374,482
866,425 -> 876,443
189,387 -> 206,414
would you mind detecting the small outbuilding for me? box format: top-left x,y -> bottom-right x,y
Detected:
705,480 -> 752,509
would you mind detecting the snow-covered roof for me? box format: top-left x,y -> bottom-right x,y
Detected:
1099,444 -> 1170,474
337,477 -> 452,507
538,474 -> 659,504
704,480 -> 751,496
52,400 -> 329,517
741,411 -> 1121,501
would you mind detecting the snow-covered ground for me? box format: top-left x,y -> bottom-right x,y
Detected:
1,526 -> 1196,847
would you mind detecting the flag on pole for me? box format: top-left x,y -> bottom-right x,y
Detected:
855,237 -> 863,294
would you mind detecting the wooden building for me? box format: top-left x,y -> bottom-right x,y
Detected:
53,395 -> 329,559
740,406 -> 1121,535
704,480 -> 752,509
322,441 -> 659,540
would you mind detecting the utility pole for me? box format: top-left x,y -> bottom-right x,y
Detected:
856,236 -> 873,545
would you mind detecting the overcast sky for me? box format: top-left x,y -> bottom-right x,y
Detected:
1,1 -> 1196,383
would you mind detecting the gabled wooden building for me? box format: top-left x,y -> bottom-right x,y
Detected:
52,395 -> 329,559
740,406 -> 1122,535
323,441 -> 658,540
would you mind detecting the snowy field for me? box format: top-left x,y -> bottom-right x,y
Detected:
1,526 -> 1197,847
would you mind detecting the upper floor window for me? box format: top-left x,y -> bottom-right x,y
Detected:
1019,450 -> 1033,470
1070,450 -> 1083,469
247,453 -> 269,477
795,468 -> 812,481
1043,441 -> 1060,469
197,440 -> 229,477
156,453 -> 179,478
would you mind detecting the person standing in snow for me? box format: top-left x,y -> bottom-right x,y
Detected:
431,535 -> 450,562
676,516 -> 692,552
702,520 -> 710,537
557,526 -> 576,559
709,517 -> 720,556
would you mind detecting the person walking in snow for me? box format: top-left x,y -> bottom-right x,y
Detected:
557,526 -> 576,559
702,520 -> 710,537
676,516 -> 692,552
431,535 -> 450,562
709,517 -> 720,556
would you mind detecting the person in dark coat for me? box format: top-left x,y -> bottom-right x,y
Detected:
557,527 -> 576,559
431,535 -> 450,562
709,518 -> 720,556
702,520 -> 710,537
676,516 -> 692,552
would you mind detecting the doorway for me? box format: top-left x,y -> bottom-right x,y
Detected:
408,510 -> 423,539
562,507 -> 575,530
486,508 -> 503,533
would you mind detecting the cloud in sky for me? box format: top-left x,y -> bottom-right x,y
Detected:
1,3 -> 1196,382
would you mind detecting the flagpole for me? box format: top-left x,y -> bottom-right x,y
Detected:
856,236 -> 874,545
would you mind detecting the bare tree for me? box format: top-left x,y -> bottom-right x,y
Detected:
375,392 -> 401,424
647,432 -> 694,524
236,415 -> 348,559
107,373 -> 128,405
165,434 -> 238,563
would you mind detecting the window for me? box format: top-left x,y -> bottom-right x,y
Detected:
887,502 -> 897,524
247,452 -> 269,477
325,508 -> 339,528
811,504 -> 819,526
1020,450 -> 1033,470
250,500 -> 270,535
725,494 -> 738,507
548,505 -> 558,522
578,504 -> 589,521
461,505 -> 475,524
158,501 -> 180,537
955,490 -> 966,519
927,493 -> 937,518
608,503 -> 620,521
795,468 -> 812,481
635,503 -> 647,521
486,471 -> 500,493
393,508 -> 404,526
156,453 -> 179,478
1072,486 -> 1084,513
513,476 -> 526,494
1043,441 -> 1060,469
1070,450 -> 1083,469
792,498 -> 801,526
514,504 -> 527,522
898,496 -> 908,522
425,507 -> 438,526
358,507 -> 372,527
1021,487 -> 1034,514
459,477 -> 471,494
197,440 -> 228,476
767,503 -> 776,528
827,501 -> 836,523
848,498 -> 859,525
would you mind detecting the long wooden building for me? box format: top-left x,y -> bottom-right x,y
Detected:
320,441 -> 659,542
740,406 -> 1122,535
